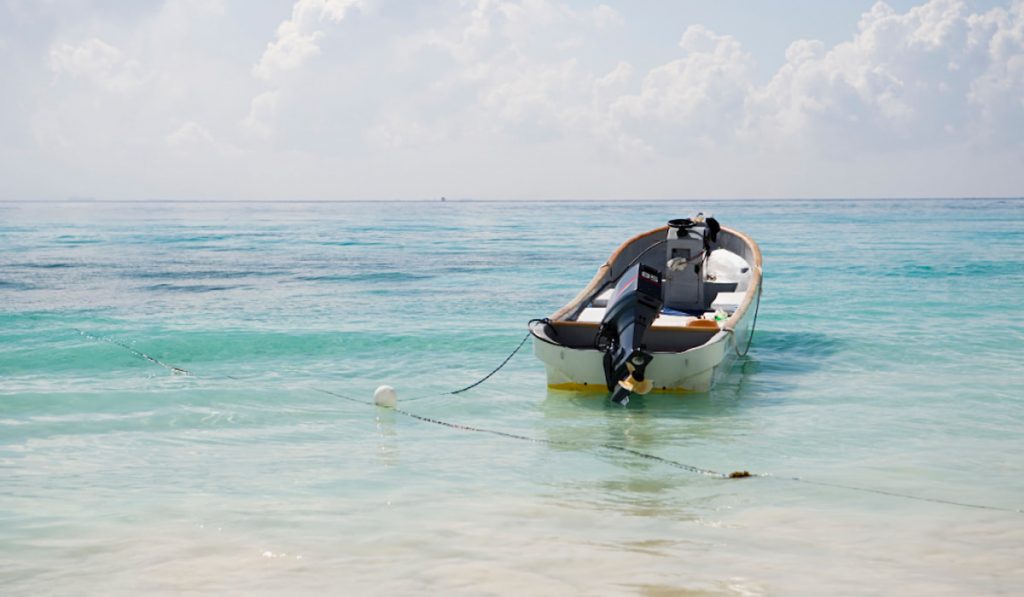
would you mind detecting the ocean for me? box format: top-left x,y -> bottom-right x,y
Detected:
1,198 -> 1022,595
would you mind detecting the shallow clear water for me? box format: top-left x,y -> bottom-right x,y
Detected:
1,199 -> 1022,595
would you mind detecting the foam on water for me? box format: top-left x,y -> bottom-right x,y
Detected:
1,199 -> 1023,594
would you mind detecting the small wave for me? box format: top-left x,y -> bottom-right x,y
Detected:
295,272 -> 434,283
54,236 -> 102,245
881,261 -> 1024,278
152,235 -> 231,244
13,262 -> 77,269
129,270 -> 281,280
316,240 -> 386,247
143,283 -> 241,293
753,330 -> 843,358
829,260 -> 1023,279
0,279 -> 35,290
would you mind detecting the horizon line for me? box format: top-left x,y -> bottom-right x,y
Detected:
1,196 -> 1022,204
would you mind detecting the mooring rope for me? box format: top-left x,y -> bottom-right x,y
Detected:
723,283 -> 761,358
373,331 -> 532,404
74,328 -> 1023,515
445,331 -> 531,395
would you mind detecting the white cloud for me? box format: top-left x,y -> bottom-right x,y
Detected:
741,0 -> 1024,153
4,0 -> 1023,200
418,0 -> 495,64
48,38 -> 145,93
242,91 -> 281,138
246,0 -> 1024,194
966,0 -> 1024,145
15,0 -> 257,186
252,0 -> 365,80
596,60 -> 632,90
245,0 -> 366,138
496,0 -> 574,31
166,121 -> 239,156
592,4 -> 623,30
609,25 -> 753,152
166,121 -> 215,148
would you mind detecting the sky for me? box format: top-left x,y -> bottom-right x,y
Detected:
1,0 -> 1021,201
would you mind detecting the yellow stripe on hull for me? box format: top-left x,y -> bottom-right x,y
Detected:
547,382 -> 695,394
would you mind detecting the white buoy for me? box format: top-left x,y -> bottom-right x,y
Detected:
373,385 -> 397,407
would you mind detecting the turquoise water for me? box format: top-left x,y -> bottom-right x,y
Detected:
2,199 -> 1023,594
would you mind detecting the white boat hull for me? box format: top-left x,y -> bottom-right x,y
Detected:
533,302 -> 755,394
530,222 -> 761,397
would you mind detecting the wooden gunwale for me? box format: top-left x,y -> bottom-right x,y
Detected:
547,225 -> 762,333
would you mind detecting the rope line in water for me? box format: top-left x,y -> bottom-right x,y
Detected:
781,477 -> 1022,513
74,328 -> 193,376
74,328 -> 1023,515
311,386 -> 729,477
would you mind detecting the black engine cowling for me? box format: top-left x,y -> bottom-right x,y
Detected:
598,263 -> 663,405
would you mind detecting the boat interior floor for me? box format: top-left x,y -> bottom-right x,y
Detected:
574,306 -> 717,328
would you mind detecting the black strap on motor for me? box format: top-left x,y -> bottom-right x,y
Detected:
706,217 -> 720,242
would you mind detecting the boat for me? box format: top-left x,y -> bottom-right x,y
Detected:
528,215 -> 762,404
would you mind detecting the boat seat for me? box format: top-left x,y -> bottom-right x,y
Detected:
589,288 -> 615,308
710,291 -> 745,313
575,307 -> 719,328
576,307 -> 605,323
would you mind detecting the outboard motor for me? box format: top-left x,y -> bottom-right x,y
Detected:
598,263 -> 663,405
